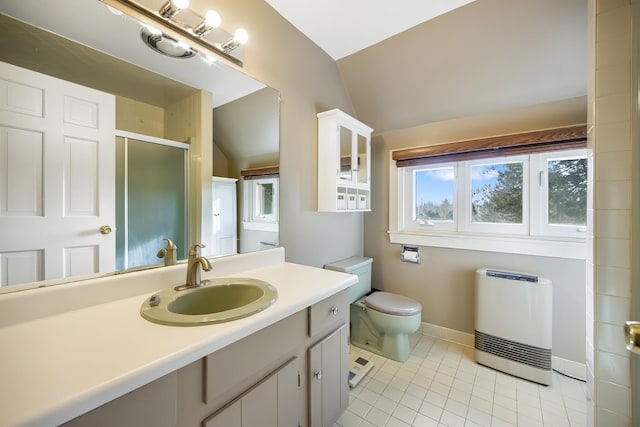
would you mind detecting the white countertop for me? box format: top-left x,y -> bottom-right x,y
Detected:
0,256 -> 356,427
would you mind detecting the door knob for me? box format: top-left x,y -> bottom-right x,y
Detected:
313,370 -> 322,380
624,321 -> 640,354
99,225 -> 113,235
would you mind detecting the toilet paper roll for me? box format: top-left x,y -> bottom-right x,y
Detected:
401,247 -> 420,264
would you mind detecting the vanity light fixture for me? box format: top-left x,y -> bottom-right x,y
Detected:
155,0 -> 247,54
220,28 -> 249,53
192,10 -> 222,37
158,0 -> 189,20
100,0 -> 249,65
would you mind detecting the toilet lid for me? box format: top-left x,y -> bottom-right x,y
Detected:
364,292 -> 422,316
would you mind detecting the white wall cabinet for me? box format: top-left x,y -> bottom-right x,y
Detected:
317,109 -> 373,212
211,176 -> 237,256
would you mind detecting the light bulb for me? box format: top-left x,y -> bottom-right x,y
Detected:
172,0 -> 189,9
159,0 -> 189,19
193,10 -> 222,37
204,10 -> 221,28
234,28 -> 248,45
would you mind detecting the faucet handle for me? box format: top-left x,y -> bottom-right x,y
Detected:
158,238 -> 178,266
188,243 -> 205,257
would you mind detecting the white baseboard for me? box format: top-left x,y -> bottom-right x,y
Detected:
418,322 -> 586,381
419,322 -> 474,348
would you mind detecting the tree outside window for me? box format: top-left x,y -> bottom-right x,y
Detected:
471,162 -> 523,224
547,158 -> 587,226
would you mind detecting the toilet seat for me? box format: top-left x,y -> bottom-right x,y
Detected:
364,292 -> 422,316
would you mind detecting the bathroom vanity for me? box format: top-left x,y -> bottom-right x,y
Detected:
0,248 -> 355,427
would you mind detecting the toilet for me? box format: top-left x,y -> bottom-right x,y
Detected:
324,256 -> 422,362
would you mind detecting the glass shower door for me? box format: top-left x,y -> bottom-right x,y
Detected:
116,135 -> 187,270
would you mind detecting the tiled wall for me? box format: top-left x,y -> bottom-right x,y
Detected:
587,0 -> 634,426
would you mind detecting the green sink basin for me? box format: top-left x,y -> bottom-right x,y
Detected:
140,277 -> 278,326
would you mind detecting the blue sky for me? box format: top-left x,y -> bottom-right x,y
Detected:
414,164 -> 505,205
414,168 -> 455,205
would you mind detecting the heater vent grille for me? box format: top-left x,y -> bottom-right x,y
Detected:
475,330 -> 551,371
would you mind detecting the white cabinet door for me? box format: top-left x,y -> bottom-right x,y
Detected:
243,375 -> 278,427
277,357 -> 301,427
309,323 -> 350,427
204,400 -> 242,427
204,357 -> 300,427
211,176 -> 237,257
0,61 -> 115,286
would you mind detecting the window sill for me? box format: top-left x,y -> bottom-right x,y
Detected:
243,221 -> 278,232
388,230 -> 586,260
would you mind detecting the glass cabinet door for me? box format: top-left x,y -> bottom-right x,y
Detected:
356,133 -> 369,185
338,126 -> 353,182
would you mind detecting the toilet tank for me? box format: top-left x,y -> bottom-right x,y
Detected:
324,257 -> 373,303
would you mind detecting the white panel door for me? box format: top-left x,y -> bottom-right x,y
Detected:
211,177 -> 237,257
0,61 -> 115,286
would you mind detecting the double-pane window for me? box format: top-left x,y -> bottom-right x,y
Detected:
413,166 -> 455,228
401,150 -> 586,239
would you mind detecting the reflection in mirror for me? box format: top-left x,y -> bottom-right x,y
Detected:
0,0 -> 279,292
116,134 -> 188,269
213,87 -> 280,254
339,126 -> 353,181
357,133 -> 368,185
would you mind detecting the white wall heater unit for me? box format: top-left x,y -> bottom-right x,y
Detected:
475,268 -> 552,385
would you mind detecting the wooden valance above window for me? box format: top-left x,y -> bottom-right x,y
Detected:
393,125 -> 588,168
240,166 -> 279,180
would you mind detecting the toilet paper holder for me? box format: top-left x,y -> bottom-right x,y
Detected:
401,246 -> 420,264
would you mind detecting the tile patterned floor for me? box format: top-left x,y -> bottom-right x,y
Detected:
336,334 -> 587,427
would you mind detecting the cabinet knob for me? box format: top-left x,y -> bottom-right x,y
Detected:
330,307 -> 339,316
314,370 -> 322,380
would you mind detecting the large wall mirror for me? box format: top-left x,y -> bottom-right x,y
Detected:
0,0 -> 280,293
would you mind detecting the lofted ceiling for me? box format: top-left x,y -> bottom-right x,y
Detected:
267,0 -> 589,134
264,0 -> 477,60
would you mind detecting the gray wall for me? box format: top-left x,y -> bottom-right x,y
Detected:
364,97 -> 588,363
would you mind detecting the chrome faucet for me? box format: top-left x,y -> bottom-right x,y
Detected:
156,237 -> 177,266
185,243 -> 212,288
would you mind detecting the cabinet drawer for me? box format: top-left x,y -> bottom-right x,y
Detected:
309,289 -> 349,337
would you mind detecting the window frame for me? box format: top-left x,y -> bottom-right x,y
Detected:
530,149 -> 588,238
462,155 -> 530,235
390,149 -> 589,260
402,163 -> 458,232
242,176 -> 279,232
